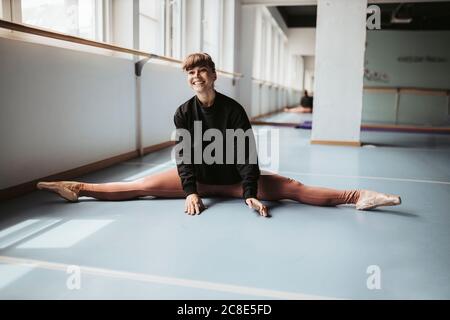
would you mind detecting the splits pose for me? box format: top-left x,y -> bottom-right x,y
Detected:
38,53 -> 401,217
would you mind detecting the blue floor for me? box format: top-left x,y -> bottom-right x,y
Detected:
1,124 -> 450,299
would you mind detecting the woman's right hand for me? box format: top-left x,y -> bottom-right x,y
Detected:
185,194 -> 206,215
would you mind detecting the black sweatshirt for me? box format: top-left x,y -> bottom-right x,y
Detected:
173,91 -> 260,199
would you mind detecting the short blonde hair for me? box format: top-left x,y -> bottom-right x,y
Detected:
182,53 -> 216,73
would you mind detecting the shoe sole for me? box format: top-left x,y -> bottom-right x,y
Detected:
37,182 -> 78,202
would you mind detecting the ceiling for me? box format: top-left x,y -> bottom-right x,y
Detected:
275,1 -> 450,30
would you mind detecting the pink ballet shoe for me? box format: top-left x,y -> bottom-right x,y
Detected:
356,190 -> 401,210
36,181 -> 80,202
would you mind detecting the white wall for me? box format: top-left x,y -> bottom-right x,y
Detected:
0,37 -> 136,189
362,30 -> 450,126
0,36 -> 239,189
287,28 -> 316,56
288,28 -> 316,93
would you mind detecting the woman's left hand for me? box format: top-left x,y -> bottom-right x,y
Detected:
245,198 -> 270,218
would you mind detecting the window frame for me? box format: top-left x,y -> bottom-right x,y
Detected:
164,0 -> 183,59
8,0 -> 108,42
139,0 -> 164,55
200,0 -> 223,68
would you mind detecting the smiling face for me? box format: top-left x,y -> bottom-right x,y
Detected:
186,66 -> 217,94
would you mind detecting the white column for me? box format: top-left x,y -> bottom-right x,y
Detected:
311,0 -> 367,146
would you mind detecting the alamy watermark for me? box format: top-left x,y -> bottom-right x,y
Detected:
366,265 -> 381,290
66,265 -> 81,290
171,122 -> 279,174
367,5 -> 381,30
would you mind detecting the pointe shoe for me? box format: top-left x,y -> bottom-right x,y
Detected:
356,190 -> 401,210
36,181 -> 80,202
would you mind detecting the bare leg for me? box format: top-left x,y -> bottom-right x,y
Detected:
255,174 -> 400,209
78,168 -> 217,200
257,174 -> 359,205
38,169 -> 399,209
39,170 -> 358,204
284,106 -> 313,114
187,174 -> 360,205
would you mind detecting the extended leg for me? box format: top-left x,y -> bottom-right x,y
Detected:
195,174 -> 360,205
38,168 -> 186,201
256,174 -> 359,205
37,168 -> 231,201
255,174 -> 400,210
78,168 -> 186,200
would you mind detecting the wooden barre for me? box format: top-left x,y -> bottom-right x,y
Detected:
0,19 -> 243,78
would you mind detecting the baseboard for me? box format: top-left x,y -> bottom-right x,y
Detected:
362,124 -> 450,134
310,140 -> 361,147
143,141 -> 175,154
0,141 -> 175,201
250,107 -> 290,121
250,120 -> 298,127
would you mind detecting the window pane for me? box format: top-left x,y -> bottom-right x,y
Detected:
140,0 -> 159,20
169,0 -> 182,59
139,0 -> 162,54
21,0 -> 98,40
203,0 -> 220,64
273,31 -> 279,83
140,16 -> 160,54
265,19 -> 272,80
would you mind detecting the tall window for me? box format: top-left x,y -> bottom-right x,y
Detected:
273,28 -> 279,83
253,8 -> 289,85
280,40 -> 287,86
259,14 -> 267,80
264,19 -> 272,81
21,0 -> 101,40
165,0 -> 182,59
202,0 -> 221,66
139,0 -> 163,54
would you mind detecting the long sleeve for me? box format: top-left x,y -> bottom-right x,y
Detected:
174,109 -> 197,196
231,108 -> 260,199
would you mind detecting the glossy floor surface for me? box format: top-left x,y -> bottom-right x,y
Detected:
1,119 -> 449,299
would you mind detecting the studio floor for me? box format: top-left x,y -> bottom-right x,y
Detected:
1,119 -> 449,299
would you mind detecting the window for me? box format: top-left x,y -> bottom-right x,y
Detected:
292,56 -> 303,88
253,7 -> 289,85
165,0 -> 182,59
273,27 -> 279,83
139,0 -> 163,54
252,8 -> 262,79
140,0 -> 183,58
280,40 -> 287,86
0,0 -> 11,20
202,0 -> 221,66
264,19 -> 272,81
259,14 -> 267,79
20,0 -> 102,40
